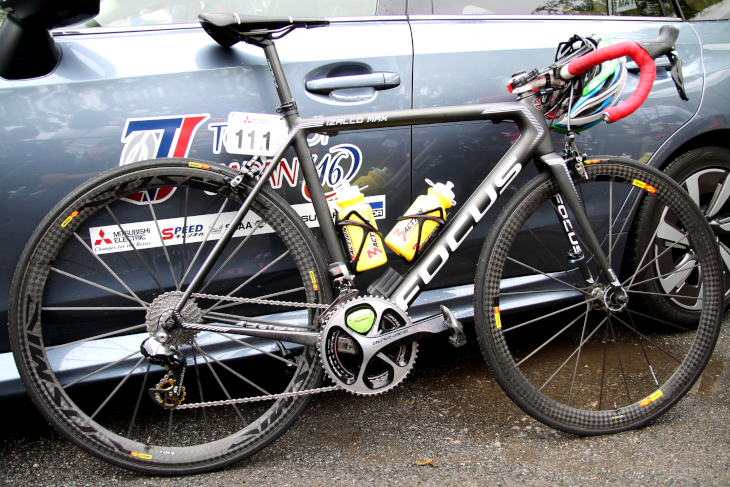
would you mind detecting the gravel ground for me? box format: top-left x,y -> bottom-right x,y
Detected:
2,315 -> 729,487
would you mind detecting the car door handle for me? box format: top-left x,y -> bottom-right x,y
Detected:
626,57 -> 671,73
306,72 -> 401,93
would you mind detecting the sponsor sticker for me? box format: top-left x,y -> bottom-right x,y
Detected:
494,307 -> 502,329
89,197 -> 386,255
632,179 -> 657,194
188,162 -> 210,169
61,210 -> 79,228
130,451 -> 152,460
639,389 -> 663,407
309,271 -> 319,291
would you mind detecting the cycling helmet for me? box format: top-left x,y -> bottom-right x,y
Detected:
547,36 -> 628,133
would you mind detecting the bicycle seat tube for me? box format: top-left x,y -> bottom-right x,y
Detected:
253,37 -> 351,275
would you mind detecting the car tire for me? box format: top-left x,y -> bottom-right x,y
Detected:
629,146 -> 730,327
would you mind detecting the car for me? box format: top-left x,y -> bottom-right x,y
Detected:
1,0 -> 729,401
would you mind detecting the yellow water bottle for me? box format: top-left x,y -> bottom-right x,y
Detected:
385,179 -> 456,261
335,183 -> 387,272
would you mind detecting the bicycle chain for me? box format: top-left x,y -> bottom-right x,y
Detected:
190,292 -> 329,309
175,385 -> 341,409
169,292 -> 337,409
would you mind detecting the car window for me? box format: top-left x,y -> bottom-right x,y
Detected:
432,0 -> 680,16
681,0 -> 730,19
86,0 -> 378,27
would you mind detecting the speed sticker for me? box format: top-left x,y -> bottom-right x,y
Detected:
224,112 -> 288,157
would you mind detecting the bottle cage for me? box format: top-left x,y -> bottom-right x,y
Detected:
335,210 -> 384,272
395,207 -> 446,262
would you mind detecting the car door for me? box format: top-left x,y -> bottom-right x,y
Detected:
407,0 -> 703,291
0,0 -> 413,385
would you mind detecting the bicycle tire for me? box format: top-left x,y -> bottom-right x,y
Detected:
9,158 -> 332,474
474,158 -> 723,435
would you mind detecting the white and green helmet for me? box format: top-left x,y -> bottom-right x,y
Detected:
551,37 -> 628,133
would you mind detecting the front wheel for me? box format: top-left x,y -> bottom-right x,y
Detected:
475,158 -> 723,435
9,158 -> 332,474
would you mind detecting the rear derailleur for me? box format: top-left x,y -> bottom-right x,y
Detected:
141,337 -> 187,409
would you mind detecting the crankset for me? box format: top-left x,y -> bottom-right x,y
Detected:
319,296 -> 467,395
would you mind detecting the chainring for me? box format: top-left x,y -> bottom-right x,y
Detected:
320,296 -> 417,395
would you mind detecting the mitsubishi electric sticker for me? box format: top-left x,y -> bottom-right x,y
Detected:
103,113 -> 386,255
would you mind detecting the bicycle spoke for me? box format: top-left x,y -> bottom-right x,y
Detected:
127,364 -> 151,438
625,309 -> 695,333
72,233 -> 147,307
525,223 -> 580,287
145,190 -> 180,290
627,313 -> 661,385
180,188 -> 189,288
504,296 -> 599,333
195,339 -> 247,425
46,324 -> 146,351
198,221 -> 265,294
63,350 -> 141,389
568,310 -> 590,407
50,267 -> 147,305
193,343 -> 271,395
627,288 -> 705,301
90,356 -> 146,420
179,199 -> 230,286
516,308 -> 588,366
538,315 -> 609,392
106,206 -> 165,292
191,348 -> 211,438
214,332 -> 298,366
611,313 -> 682,364
506,256 -> 592,297
608,316 -> 632,404
205,250 -> 291,313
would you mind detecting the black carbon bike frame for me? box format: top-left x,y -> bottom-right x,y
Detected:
173,37 -> 621,344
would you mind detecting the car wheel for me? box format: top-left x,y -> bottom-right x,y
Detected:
630,146 -> 730,327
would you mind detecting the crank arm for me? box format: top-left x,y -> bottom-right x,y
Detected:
351,312 -> 449,353
180,320 -> 319,347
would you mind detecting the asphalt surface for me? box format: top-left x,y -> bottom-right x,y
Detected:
2,316 -> 729,486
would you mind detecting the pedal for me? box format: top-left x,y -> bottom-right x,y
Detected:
440,305 -> 466,348
367,267 -> 404,298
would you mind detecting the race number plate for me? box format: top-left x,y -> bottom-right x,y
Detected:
224,112 -> 288,156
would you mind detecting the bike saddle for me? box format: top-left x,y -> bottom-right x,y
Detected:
199,13 -> 329,47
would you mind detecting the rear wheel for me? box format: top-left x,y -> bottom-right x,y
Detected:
9,158 -> 332,474
475,158 -> 723,435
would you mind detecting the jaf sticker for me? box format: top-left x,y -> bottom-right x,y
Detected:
632,179 -> 657,194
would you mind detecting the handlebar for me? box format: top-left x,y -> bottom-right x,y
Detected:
558,25 -> 681,124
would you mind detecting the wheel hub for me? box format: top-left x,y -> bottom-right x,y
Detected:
145,292 -> 203,346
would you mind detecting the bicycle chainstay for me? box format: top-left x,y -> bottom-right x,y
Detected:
168,292 -> 338,409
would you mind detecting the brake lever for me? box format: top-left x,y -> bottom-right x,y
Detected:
668,51 -> 689,102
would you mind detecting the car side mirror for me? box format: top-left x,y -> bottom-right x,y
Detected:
0,0 -> 99,80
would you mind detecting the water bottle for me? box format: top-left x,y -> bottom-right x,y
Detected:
385,179 -> 456,261
335,183 -> 387,272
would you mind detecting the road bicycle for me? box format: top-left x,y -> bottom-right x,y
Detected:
9,15 -> 724,475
